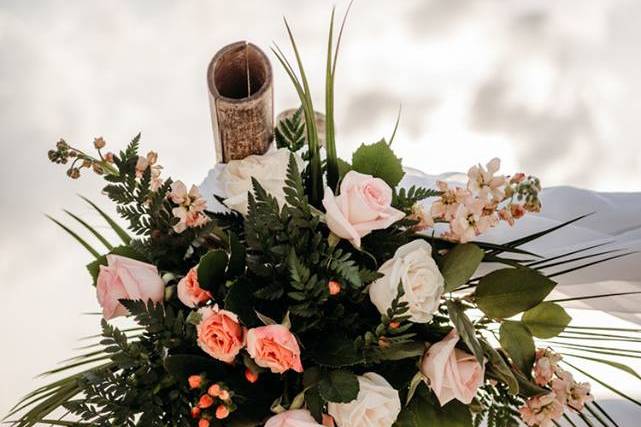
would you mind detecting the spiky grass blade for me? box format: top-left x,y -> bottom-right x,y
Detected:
80,196 -> 131,244
63,210 -> 113,251
46,215 -> 100,259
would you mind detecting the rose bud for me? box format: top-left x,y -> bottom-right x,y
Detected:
245,368 -> 259,383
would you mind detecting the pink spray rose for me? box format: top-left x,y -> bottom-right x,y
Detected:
96,254 -> 165,320
533,348 -> 562,386
322,171 -> 405,247
420,329 -> 485,406
197,305 -> 246,363
519,393 -> 564,427
177,267 -> 212,308
265,409 -> 325,427
246,325 -> 303,374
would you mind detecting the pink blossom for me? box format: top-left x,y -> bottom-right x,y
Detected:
322,171 -> 405,248
467,157 -> 506,201
430,181 -> 469,221
519,393 -> 564,427
533,348 -> 562,386
169,181 -> 210,233
246,325 -> 303,374
552,370 -> 593,411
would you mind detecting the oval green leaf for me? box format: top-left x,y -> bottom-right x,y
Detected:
522,302 -> 571,339
440,244 -> 484,292
499,321 -> 535,376
475,268 -> 556,319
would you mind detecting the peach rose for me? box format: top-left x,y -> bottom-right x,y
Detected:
322,171 -> 405,247
177,267 -> 212,308
96,254 -> 165,320
420,330 -> 485,406
246,325 -> 303,374
197,305 -> 246,363
265,409 -> 325,427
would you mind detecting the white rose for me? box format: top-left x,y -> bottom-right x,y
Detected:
221,148 -> 303,216
265,409 -> 324,427
369,239 -> 444,323
328,372 -> 401,427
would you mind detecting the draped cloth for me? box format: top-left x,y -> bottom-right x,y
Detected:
200,165 -> 641,324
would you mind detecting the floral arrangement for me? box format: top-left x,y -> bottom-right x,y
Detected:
8,8 -> 641,427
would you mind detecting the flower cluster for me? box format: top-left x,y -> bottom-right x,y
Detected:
187,375 -> 236,426
26,16 -> 631,426
427,158 -> 542,242
168,181 -> 210,233
47,137 -> 118,179
520,349 -> 593,426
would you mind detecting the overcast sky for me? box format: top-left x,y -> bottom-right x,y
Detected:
1,0 -> 640,421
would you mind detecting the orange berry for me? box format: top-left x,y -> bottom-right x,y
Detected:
191,407 -> 201,419
245,368 -> 259,383
215,404 -> 230,419
219,389 -> 230,401
198,394 -> 214,409
328,280 -> 341,296
198,419 -> 210,427
207,384 -> 221,397
188,375 -> 202,389
389,321 -> 400,330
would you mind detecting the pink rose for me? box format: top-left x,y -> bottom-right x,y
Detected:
197,305 -> 246,363
322,171 -> 405,247
96,254 -> 165,320
265,409 -> 325,427
177,267 -> 212,308
420,330 -> 485,406
246,325 -> 303,374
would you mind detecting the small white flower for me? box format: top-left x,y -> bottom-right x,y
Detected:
328,372 -> 401,427
369,239 -> 445,323
221,148 -> 303,216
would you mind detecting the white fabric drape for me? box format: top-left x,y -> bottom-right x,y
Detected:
201,165 -> 641,323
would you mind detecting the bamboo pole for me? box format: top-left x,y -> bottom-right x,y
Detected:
207,41 -> 274,163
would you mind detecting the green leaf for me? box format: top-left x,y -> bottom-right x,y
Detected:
224,278 -> 259,327
318,370 -> 359,403
475,268 -> 556,319
395,383 -> 472,427
499,321 -> 535,376
479,339 -> 519,394
377,342 -> 426,361
522,302 -> 571,338
439,244 -> 484,292
305,387 -> 324,423
227,232 -> 246,277
445,301 -> 484,365
351,139 -> 404,188
198,249 -> 228,291
310,336 -> 365,368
